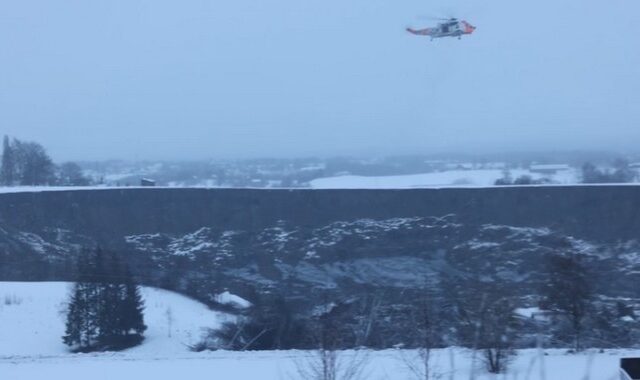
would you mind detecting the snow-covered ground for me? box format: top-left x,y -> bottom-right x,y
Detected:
0,282 -> 232,357
1,282 -> 637,379
0,185 -> 134,194
310,169 -> 580,189
0,347 -> 637,380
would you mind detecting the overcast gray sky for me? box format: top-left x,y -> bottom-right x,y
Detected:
1,0 -> 638,161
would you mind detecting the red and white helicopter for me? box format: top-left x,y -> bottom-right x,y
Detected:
407,18 -> 476,40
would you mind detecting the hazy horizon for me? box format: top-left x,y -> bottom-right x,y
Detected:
1,0 -> 639,162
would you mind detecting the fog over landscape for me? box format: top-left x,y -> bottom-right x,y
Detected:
1,0 -> 639,161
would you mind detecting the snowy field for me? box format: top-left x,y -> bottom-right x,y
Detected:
1,282 -> 638,379
1,348 -> 638,380
0,282 -> 233,357
310,169 -> 579,189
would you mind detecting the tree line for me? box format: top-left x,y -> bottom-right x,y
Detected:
581,159 -> 637,183
63,247 -> 146,352
495,159 -> 638,186
1,135 -> 91,186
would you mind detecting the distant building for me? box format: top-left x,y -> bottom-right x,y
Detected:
482,162 -> 507,170
444,162 -> 475,170
250,178 -> 265,187
140,178 -> 156,187
529,164 -> 570,175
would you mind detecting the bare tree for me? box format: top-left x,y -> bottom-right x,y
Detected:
294,305 -> 369,380
477,297 -> 517,374
165,307 -> 173,338
13,139 -> 55,185
399,283 -> 441,380
541,253 -> 593,351
352,289 -> 383,347
448,281 -> 517,376
57,162 -> 91,186
294,345 -> 369,380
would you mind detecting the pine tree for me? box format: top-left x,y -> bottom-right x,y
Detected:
119,267 -> 147,343
99,251 -> 128,348
63,251 -> 101,350
63,248 -> 146,351
62,284 -> 82,347
92,247 -> 113,347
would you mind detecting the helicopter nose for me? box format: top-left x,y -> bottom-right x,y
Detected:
463,21 -> 476,34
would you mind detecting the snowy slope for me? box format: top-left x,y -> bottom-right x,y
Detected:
0,282 -> 232,357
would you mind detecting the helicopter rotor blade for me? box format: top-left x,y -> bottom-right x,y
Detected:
415,15 -> 451,21
415,15 -> 460,25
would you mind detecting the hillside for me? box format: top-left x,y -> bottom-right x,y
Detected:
0,187 -> 639,348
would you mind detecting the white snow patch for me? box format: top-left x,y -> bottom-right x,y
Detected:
467,240 -> 501,250
215,291 -> 251,309
16,232 -> 53,255
167,227 -> 214,256
126,228 -> 225,258
515,307 -> 542,319
483,224 -> 551,237
309,217 -> 422,248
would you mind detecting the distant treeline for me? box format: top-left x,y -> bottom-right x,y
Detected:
496,159 -> 637,186
580,160 -> 637,183
0,135 -> 91,186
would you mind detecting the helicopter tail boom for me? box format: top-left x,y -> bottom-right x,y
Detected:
406,27 -> 434,36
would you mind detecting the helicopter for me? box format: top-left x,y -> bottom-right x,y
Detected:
407,18 -> 476,40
